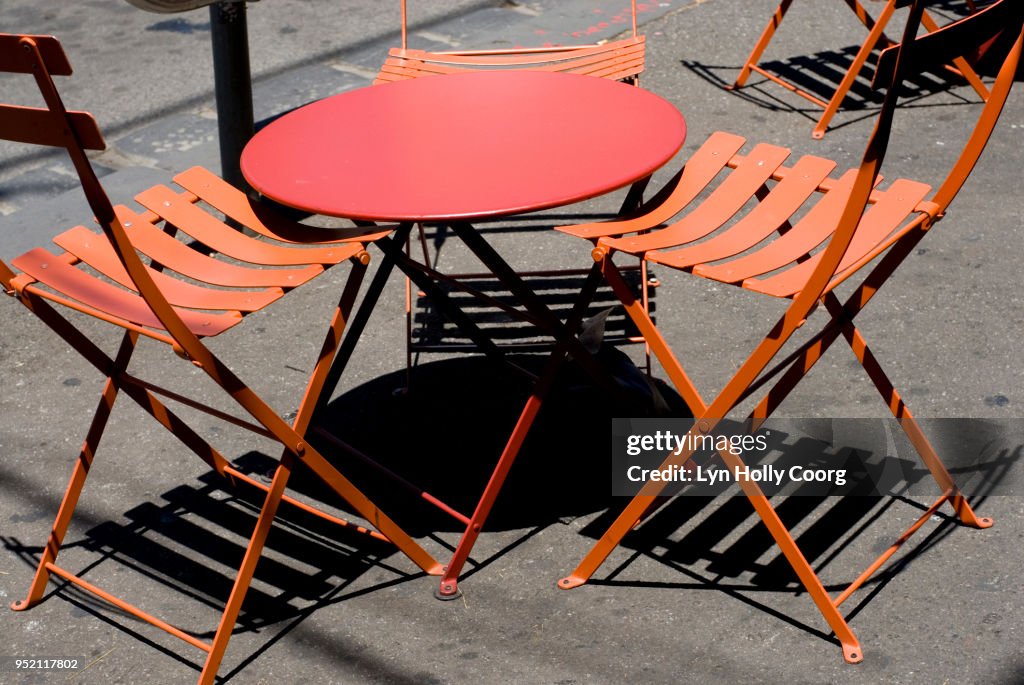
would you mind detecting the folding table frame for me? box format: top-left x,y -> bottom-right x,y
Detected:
310,220 -> 616,600
1,33 -> 442,684
554,0 -> 1022,662
732,0 -> 990,138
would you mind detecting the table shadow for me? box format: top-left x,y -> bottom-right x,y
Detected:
299,353 -> 688,535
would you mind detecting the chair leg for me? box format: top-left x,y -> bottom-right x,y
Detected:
599,257 -> 706,412
919,11 -> 991,101
831,308 -> 993,529
11,331 -> 138,612
732,0 -> 796,89
733,0 -> 901,138
558,259 -> 713,588
811,0 -> 897,139
291,253 -> 369,438
557,343 -> 867,659
842,0 -> 895,37
314,223 -> 415,417
189,254 -> 442,575
747,291 -> 991,532
716,448 -> 864,662
560,410 -> 864,662
198,454 -> 295,685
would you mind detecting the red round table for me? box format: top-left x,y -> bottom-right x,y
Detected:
241,70 -> 685,222
240,69 -> 686,599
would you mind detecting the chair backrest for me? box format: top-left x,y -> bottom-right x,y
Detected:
0,33 -> 205,359
397,0 -> 639,51
795,0 -> 1024,317
873,0 -> 1024,212
377,5 -> 646,96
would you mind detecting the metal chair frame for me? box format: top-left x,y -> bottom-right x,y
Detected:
1,33 -> 442,684
555,0 -> 1022,662
732,0 -> 991,138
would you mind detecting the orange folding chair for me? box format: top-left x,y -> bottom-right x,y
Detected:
1,33 -> 441,684
555,0 -> 1021,662
374,1 -> 653,381
732,0 -> 990,138
375,0 -> 645,86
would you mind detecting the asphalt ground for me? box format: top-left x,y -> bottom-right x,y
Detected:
1,1 -> 1022,683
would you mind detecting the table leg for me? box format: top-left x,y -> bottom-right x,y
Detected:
312,222 -> 414,418
435,262 -> 605,598
618,176 -> 650,215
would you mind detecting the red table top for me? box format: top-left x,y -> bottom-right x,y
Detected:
241,70 -> 686,222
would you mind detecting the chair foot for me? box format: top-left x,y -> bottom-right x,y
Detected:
812,128 -> 827,140
10,598 -> 35,612
950,495 -> 994,529
557,575 -> 586,590
841,640 -> 864,664
434,580 -> 463,601
965,514 -> 994,529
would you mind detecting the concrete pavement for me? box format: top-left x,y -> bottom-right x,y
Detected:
1,1 -> 1022,683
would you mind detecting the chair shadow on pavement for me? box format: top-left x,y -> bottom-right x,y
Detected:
3,354 -> 1019,677
0,352 -> 680,682
574,420 -> 1021,651
681,46 -> 986,134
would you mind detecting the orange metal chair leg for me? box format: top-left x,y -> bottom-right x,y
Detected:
10,330 -> 138,612
717,448 -> 864,663
733,0 -> 796,90
199,455 -> 295,684
811,0 -> 897,139
559,253 -> 990,663
824,295 -> 993,528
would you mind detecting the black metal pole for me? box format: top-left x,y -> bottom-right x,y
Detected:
209,1 -> 254,194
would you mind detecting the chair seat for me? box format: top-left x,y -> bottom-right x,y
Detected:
557,131 -> 933,298
374,36 -> 646,85
7,166 -> 389,338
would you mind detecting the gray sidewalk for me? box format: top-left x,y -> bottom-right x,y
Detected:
1,1 -> 1022,683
